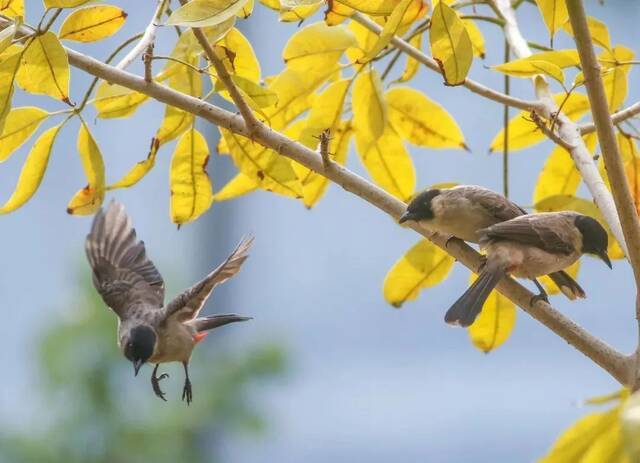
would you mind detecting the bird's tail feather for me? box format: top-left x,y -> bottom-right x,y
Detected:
548,271 -> 586,300
191,314 -> 252,332
445,263 -> 505,327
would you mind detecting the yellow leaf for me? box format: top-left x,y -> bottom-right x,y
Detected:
540,405 -> 622,462
258,0 -> 279,10
44,0 -> 91,7
386,86 -> 466,149
360,0 -> 413,63
170,128 -> 213,225
294,122 -> 353,208
215,75 -> 277,107
17,32 -> 70,103
59,5 -> 127,43
429,1 -> 472,86
215,27 -> 261,81
167,0 -> 250,27
334,0 -> 397,15
534,0 -> 568,43
346,19 -> 378,63
622,390 -> 640,461
325,1 -> 354,25
67,122 -> 106,216
0,107 -> 49,162
0,48 -> 22,134
467,274 -> 516,353
383,239 -> 455,307
490,92 -> 590,152
220,128 -> 303,198
600,46 -> 634,112
213,172 -> 257,201
265,66 -> 338,130
0,124 -> 61,214
279,3 -> 321,22
94,81 -> 149,119
283,22 -> 357,72
353,69 -> 387,142
355,125 -> 415,201
0,0 -> 22,17
621,135 -> 640,216
236,0 -> 253,18
532,133 -> 596,204
298,79 -> 350,147
462,19 -> 485,59
107,141 -> 158,190
539,260 -> 580,296
156,105 -> 194,147
492,59 -> 564,85
394,31 -> 422,83
563,16 -> 611,51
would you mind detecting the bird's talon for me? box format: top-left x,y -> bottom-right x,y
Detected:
151,365 -> 169,402
530,294 -> 549,306
445,235 -> 462,249
182,379 -> 193,405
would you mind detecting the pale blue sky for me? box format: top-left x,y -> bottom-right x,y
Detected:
1,1 -> 639,461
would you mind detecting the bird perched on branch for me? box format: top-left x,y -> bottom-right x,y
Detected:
445,211 -> 612,327
398,185 -> 586,301
85,200 -> 253,404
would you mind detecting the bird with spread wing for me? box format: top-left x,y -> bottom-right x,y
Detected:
85,200 -> 253,404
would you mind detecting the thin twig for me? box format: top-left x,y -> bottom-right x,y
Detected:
530,111 -> 574,150
318,129 -> 332,169
115,0 -> 168,71
187,12 -> 262,133
502,38 -> 510,198
460,14 -> 504,26
381,49 -> 403,81
143,43 -> 154,82
581,101 -> 640,135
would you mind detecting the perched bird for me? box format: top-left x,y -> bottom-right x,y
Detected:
444,211 -> 612,327
85,200 -> 253,404
398,185 -> 585,300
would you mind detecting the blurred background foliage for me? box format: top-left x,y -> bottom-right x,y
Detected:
0,276 -> 287,463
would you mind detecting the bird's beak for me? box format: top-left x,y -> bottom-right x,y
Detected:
398,211 -> 415,224
133,359 -> 143,376
599,251 -> 613,269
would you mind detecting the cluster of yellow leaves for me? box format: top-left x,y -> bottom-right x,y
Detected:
540,390 -> 637,462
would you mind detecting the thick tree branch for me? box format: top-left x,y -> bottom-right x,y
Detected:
566,0 -> 640,282
566,0 -> 640,388
59,43 -> 631,385
351,12 -> 543,112
581,101 -> 640,135
115,0 -> 168,71
495,0 -> 628,258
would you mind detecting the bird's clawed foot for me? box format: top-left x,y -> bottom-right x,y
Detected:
444,235 -> 463,249
151,364 -> 169,402
181,362 -> 193,405
182,378 -> 193,405
530,279 -> 550,306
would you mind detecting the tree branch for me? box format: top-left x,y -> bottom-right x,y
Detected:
114,0 -> 168,71
58,43 -> 632,385
351,12 -> 543,112
0,17 -> 632,385
581,101 -> 640,135
494,0 -> 629,258
566,0 -> 640,388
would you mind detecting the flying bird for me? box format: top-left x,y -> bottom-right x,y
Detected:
398,185 -> 585,300
85,200 -> 253,404
444,211 -> 612,327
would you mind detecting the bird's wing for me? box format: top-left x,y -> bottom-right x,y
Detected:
85,200 -> 164,318
480,214 -> 575,255
470,187 -> 526,221
162,237 -> 254,322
